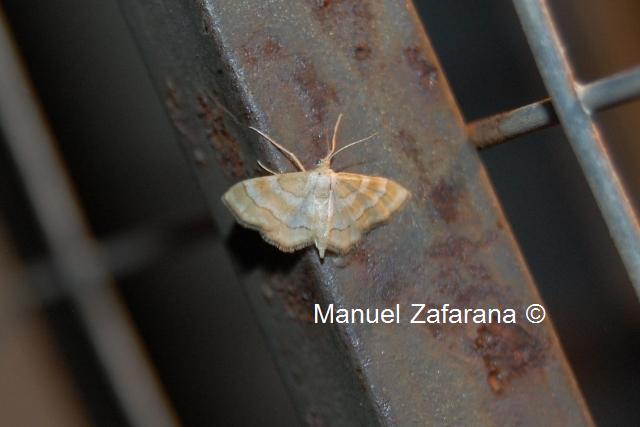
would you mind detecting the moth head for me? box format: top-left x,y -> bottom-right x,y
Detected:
316,158 -> 329,168
250,114 -> 377,173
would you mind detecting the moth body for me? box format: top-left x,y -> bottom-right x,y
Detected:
309,166 -> 334,258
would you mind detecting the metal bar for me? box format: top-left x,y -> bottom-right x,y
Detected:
468,98 -> 557,148
29,211 -> 215,305
0,8 -> 181,427
513,0 -> 640,298
0,223 -> 92,426
469,65 -> 640,148
580,65 -> 640,113
120,0 -> 594,425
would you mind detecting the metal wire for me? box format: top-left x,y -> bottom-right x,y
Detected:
579,66 -> 640,113
469,66 -> 640,148
468,98 -> 557,148
513,0 -> 640,298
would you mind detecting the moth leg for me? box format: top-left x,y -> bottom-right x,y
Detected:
249,127 -> 306,171
257,160 -> 278,175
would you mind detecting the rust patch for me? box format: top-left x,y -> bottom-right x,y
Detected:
240,32 -> 338,162
263,38 -> 283,56
311,0 -> 376,67
336,245 -> 408,303
164,79 -> 189,137
426,234 -> 500,306
354,43 -> 372,61
428,236 -> 478,260
427,233 -> 496,261
336,244 -> 369,268
430,178 -> 462,223
312,0 -> 373,22
397,129 -> 431,203
419,301 -> 449,339
242,33 -> 284,66
467,264 -> 492,281
474,324 -> 546,394
368,248 -> 405,302
266,262 -> 321,323
241,33 -> 337,124
292,56 -> 338,126
196,94 -> 245,179
241,33 -> 336,120
277,280 -> 317,323
353,365 -> 368,392
434,265 -> 496,306
397,130 -> 423,173
404,47 -> 438,90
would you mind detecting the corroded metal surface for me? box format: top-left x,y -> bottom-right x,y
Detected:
120,1 -> 594,425
468,98 -> 557,148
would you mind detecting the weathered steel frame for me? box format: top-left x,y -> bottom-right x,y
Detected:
117,1 -> 594,425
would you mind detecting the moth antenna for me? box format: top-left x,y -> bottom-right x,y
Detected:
325,127 -> 331,157
328,132 -> 378,162
257,160 -> 278,175
250,127 -> 306,171
329,113 -> 343,157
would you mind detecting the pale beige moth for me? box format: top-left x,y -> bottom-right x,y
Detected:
222,114 -> 410,258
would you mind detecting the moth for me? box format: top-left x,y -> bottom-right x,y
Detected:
222,114 -> 410,258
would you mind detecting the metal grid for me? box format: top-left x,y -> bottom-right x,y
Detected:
470,0 -> 640,298
0,7 -> 180,427
0,0 -> 637,426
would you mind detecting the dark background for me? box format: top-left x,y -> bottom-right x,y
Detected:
1,0 -> 639,425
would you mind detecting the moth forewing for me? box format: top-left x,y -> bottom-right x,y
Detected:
323,173 -> 410,253
222,115 -> 410,259
222,173 -> 315,252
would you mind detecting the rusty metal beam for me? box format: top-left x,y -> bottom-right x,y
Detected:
119,1 -> 594,425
